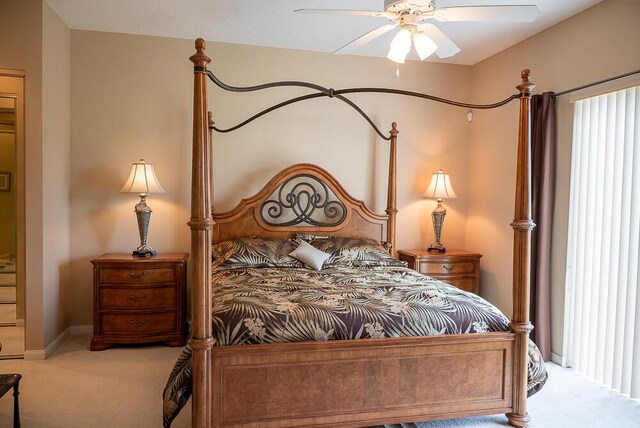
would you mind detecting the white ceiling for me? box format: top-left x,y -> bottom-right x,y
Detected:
47,0 -> 603,65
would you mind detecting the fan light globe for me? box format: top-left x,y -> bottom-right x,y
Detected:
414,32 -> 438,60
386,28 -> 412,63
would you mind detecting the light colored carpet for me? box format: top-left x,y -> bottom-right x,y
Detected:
1,333 -> 639,427
0,333 -> 190,427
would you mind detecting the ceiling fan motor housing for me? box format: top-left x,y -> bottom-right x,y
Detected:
384,0 -> 436,14
398,14 -> 420,30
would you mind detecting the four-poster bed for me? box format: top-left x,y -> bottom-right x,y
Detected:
178,38 -> 542,427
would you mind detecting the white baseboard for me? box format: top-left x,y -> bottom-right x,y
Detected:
24,327 -> 70,360
23,349 -> 45,360
23,324 -> 93,360
551,352 -> 563,366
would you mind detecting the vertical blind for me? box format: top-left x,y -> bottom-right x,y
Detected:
563,85 -> 640,397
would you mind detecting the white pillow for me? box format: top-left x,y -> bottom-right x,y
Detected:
290,240 -> 331,271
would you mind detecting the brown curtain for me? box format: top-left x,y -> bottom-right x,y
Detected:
530,92 -> 556,361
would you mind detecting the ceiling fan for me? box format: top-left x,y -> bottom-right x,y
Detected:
295,1 -> 540,64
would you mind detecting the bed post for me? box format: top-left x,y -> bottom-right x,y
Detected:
386,122 -> 398,257
189,38 -> 214,428
506,69 -> 536,427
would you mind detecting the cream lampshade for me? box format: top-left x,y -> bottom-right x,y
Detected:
121,159 -> 165,256
424,169 -> 457,253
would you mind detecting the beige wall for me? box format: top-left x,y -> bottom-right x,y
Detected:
42,1 -> 71,347
467,0 -> 640,356
69,30 -> 473,324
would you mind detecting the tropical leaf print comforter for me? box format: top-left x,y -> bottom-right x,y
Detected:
210,265 -> 511,343
163,264 -> 547,427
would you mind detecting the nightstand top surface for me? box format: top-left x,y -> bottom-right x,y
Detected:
92,253 -> 189,263
397,249 -> 482,258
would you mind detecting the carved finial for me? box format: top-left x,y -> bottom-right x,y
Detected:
516,68 -> 535,96
195,38 -> 206,53
390,122 -> 399,137
208,111 -> 215,127
190,38 -> 211,68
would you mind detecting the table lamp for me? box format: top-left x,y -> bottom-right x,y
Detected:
424,169 -> 457,253
121,159 -> 165,256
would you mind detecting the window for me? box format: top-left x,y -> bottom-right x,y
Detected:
563,85 -> 640,397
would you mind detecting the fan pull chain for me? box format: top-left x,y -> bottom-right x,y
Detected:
395,63 -> 400,79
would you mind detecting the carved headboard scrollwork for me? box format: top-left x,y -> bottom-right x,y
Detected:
260,174 -> 347,227
212,163 -> 388,244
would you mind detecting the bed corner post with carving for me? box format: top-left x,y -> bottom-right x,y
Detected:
386,122 -> 398,257
189,38 -> 214,428
506,69 -> 536,428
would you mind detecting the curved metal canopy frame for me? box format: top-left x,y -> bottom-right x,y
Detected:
204,68 -> 521,139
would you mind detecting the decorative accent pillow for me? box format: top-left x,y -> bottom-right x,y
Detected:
293,234 -> 406,268
289,240 -> 331,271
212,237 -> 304,268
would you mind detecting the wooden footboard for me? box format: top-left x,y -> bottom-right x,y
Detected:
210,333 -> 514,427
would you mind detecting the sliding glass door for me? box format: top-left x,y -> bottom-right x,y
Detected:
564,84 -> 640,397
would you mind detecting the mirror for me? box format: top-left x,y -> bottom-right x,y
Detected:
0,90 -> 23,358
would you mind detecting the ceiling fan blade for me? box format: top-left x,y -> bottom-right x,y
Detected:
418,23 -> 460,59
434,5 -> 540,22
333,24 -> 398,55
294,9 -> 391,18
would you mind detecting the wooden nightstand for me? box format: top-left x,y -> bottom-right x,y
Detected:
90,253 -> 188,351
397,249 -> 482,294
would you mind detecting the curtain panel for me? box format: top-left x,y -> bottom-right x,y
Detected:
530,92 -> 557,361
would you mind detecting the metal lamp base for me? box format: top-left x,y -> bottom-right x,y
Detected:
428,243 -> 446,253
428,199 -> 448,253
133,245 -> 157,257
132,194 -> 157,257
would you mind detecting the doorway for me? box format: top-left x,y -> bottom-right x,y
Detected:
0,72 -> 25,358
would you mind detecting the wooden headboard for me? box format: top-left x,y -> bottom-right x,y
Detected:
212,163 -> 390,245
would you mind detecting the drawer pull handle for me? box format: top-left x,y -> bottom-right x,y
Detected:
443,265 -> 454,272
129,294 -> 148,302
129,319 -> 147,327
130,271 -> 148,279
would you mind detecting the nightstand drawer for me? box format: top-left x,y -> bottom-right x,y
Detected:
100,286 -> 177,309
397,249 -> 482,295
438,277 -> 476,293
100,311 -> 177,335
101,267 -> 176,284
419,261 -> 475,275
